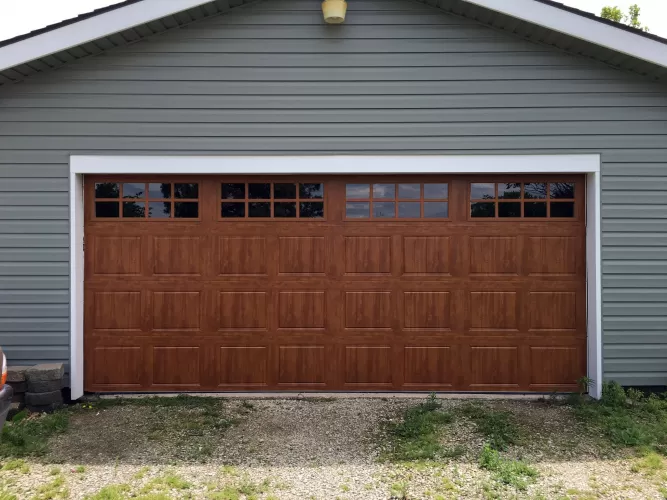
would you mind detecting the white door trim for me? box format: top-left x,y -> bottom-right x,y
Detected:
69,154 -> 603,400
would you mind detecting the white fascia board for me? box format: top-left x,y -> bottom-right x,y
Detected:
0,0 -> 217,72
70,154 -> 601,174
464,0 -> 667,68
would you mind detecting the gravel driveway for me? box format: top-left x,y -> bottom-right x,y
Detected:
0,396 -> 665,499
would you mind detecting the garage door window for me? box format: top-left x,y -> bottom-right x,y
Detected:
470,182 -> 575,219
221,182 -> 324,219
346,182 -> 449,219
94,182 -> 199,219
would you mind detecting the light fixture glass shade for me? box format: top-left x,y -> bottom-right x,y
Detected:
322,0 -> 347,24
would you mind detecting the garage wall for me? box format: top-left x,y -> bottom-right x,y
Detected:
0,0 -> 666,384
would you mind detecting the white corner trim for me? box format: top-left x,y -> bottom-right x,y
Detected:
0,0 -> 218,73
586,171 -> 603,399
69,172 -> 85,400
68,154 -> 602,399
70,154 -> 601,175
464,0 -> 667,68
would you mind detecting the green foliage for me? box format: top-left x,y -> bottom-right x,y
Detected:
630,451 -> 664,475
390,481 -> 409,499
479,444 -> 538,491
601,4 -> 649,31
384,394 -> 455,461
33,476 -> 68,500
84,485 -> 131,500
572,382 -> 667,452
459,404 -> 520,451
0,411 -> 69,458
1,459 -> 29,474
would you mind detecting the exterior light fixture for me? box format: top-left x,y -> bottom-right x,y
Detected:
322,0 -> 347,24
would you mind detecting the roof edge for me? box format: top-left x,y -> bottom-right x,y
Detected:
463,0 -> 667,69
0,0 -> 221,73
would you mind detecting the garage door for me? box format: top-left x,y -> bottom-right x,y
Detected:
84,175 -> 586,392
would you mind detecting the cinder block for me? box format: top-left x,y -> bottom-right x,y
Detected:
7,366 -> 31,383
25,363 -> 65,383
25,390 -> 63,406
27,378 -> 62,393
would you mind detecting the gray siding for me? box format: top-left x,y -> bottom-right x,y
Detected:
0,0 -> 666,384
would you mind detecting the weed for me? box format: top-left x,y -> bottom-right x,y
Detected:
479,444 -> 538,490
631,451 -> 664,475
133,467 -> 150,480
84,484 -> 131,500
383,394 -> 454,461
33,476 -> 68,500
459,404 -> 520,451
73,465 -> 85,474
141,472 -> 191,493
49,468 -> 61,476
390,481 -> 409,499
1,459 -> 29,474
240,400 -> 255,411
0,411 -> 69,458
572,382 -> 667,452
340,483 -> 350,492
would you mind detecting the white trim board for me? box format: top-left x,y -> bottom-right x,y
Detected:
1,0 -> 667,75
68,154 -> 602,400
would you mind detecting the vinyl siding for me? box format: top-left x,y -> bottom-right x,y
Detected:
0,0 -> 666,384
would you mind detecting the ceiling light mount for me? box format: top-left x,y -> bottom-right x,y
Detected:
322,0 -> 347,24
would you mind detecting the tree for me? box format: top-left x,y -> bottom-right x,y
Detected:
601,4 -> 649,32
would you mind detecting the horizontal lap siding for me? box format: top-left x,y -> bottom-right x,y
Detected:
0,0 -> 665,383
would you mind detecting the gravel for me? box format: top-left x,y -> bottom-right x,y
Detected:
1,397 -> 665,499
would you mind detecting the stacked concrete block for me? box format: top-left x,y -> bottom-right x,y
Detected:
24,363 -> 65,412
7,366 -> 30,407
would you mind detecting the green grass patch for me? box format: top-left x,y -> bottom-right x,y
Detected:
631,451 -> 664,475
84,484 -> 131,500
0,411 -> 69,458
572,382 -> 667,452
141,472 -> 191,494
479,444 -> 538,491
207,477 -> 272,500
1,459 -> 29,474
32,476 -> 68,500
383,394 -> 457,462
459,403 -> 520,451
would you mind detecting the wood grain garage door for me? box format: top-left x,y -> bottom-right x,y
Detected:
84,175 -> 586,392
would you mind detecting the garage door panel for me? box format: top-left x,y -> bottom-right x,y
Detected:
84,175 -> 586,392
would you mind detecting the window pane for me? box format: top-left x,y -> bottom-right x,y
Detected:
498,183 -> 521,199
373,184 -> 395,200
471,183 -> 495,200
221,202 -> 245,218
550,182 -> 575,199
95,202 -> 119,217
373,202 -> 395,218
424,183 -> 448,199
95,182 -> 119,199
346,202 -> 369,218
471,202 -> 495,217
274,183 -> 296,200
499,202 -> 521,217
398,202 -> 420,218
123,183 -> 145,199
551,202 -> 575,217
274,202 -> 297,218
300,202 -> 324,218
123,201 -> 145,218
424,202 -> 448,218
524,183 -> 547,199
174,183 -> 199,199
346,184 -> 369,199
299,183 -> 324,199
249,183 -> 270,200
222,183 -> 245,200
148,183 -> 171,199
525,202 -> 547,217
249,202 -> 271,217
174,202 -> 198,218
398,184 -> 420,199
149,202 -> 171,218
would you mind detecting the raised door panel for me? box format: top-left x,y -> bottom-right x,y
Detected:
278,346 -> 326,385
469,236 -> 518,275
404,347 -> 454,386
344,236 -> 391,274
278,291 -> 326,330
528,292 -> 577,331
152,347 -> 200,386
469,347 -> 519,386
403,236 -> 449,275
92,292 -> 142,331
529,347 -> 582,386
153,292 -> 201,331
92,236 -> 142,276
219,347 -> 268,386
345,291 -> 393,329
344,346 -> 392,385
278,237 -> 326,275
92,347 -> 143,386
525,236 -> 577,276
469,292 -> 519,331
219,236 -> 267,276
404,292 -> 451,330
153,236 -> 201,275
218,292 -> 267,331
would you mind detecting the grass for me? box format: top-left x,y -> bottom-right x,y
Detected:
32,476 -> 68,500
141,472 -> 191,494
84,484 -> 131,500
479,444 -> 538,491
631,451 -> 664,475
383,394 -> 458,461
459,403 -> 521,451
207,477 -> 272,500
0,411 -> 69,458
1,459 -> 29,474
572,382 -> 667,452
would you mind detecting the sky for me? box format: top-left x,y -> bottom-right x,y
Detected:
0,0 -> 666,42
